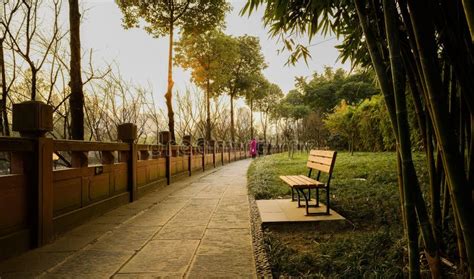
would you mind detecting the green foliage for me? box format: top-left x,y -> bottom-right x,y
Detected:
240,0 -> 370,67
116,0 -> 230,37
247,152 -> 430,277
243,74 -> 270,107
275,67 -> 391,151
298,67 -> 379,114
325,95 -> 396,151
264,229 -> 404,278
325,100 -> 356,150
276,90 -> 310,120
226,35 -> 267,98
175,30 -> 237,98
355,95 -> 395,151
255,82 -> 284,116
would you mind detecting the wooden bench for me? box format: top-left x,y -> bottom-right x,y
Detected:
279,150 -> 337,215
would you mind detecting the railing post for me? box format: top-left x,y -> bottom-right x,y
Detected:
12,101 -> 54,247
218,141 -> 224,165
117,123 -> 137,202
209,140 -> 216,168
197,138 -> 205,172
159,131 -> 171,185
183,135 -> 192,176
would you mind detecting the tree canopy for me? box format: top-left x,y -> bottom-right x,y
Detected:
116,0 -> 231,140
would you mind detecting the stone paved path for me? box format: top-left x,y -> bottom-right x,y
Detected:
0,160 -> 256,278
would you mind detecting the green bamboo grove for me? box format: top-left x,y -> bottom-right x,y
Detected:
243,0 -> 474,277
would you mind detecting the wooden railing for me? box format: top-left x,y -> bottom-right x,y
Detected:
0,128 -> 286,261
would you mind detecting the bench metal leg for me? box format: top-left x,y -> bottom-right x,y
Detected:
296,188 -> 309,215
316,188 -> 320,207
295,188 -> 330,216
291,188 -> 295,201
297,189 -> 303,207
326,187 -> 330,215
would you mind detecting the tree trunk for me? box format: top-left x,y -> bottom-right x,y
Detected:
230,91 -> 235,142
206,79 -> 211,141
250,98 -> 253,139
165,18 -> 176,141
69,0 -> 84,140
31,67 -> 37,101
263,111 -> 267,143
0,40 -> 9,136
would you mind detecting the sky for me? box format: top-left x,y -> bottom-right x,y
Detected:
79,0 -> 350,103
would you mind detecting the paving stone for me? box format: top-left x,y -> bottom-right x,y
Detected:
113,273 -> 181,279
68,223 -> 113,237
187,228 -> 256,278
223,187 -> 248,196
0,271 -> 41,278
127,203 -> 185,227
39,234 -> 100,252
119,240 -> 199,277
47,250 -> 134,277
104,206 -> 143,217
86,226 -> 158,252
89,214 -> 132,225
165,202 -> 217,227
194,184 -> 227,199
187,198 -> 219,206
0,251 -> 70,274
121,201 -> 157,211
208,211 -> 250,229
154,225 -> 206,240
169,183 -> 209,197
185,271 -> 256,278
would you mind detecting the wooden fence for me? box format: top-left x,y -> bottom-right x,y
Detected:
0,122 -> 287,260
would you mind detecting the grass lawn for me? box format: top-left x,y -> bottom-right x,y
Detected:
248,151 -> 429,278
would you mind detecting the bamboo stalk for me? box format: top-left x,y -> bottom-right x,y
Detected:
384,1 -> 440,276
407,0 -> 474,275
461,0 -> 474,43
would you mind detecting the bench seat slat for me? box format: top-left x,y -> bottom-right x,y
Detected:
280,175 -> 305,186
279,176 -> 302,186
297,175 -> 325,186
288,175 -> 312,186
286,175 -> 309,186
280,175 -> 325,189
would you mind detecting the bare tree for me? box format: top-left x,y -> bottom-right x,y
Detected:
0,0 -> 21,135
5,0 -> 61,100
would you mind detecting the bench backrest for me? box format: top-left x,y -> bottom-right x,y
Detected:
306,150 -> 337,174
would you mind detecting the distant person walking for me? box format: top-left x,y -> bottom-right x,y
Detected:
258,141 -> 264,156
249,138 -> 257,158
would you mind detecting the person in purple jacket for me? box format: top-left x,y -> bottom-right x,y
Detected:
249,138 -> 257,158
